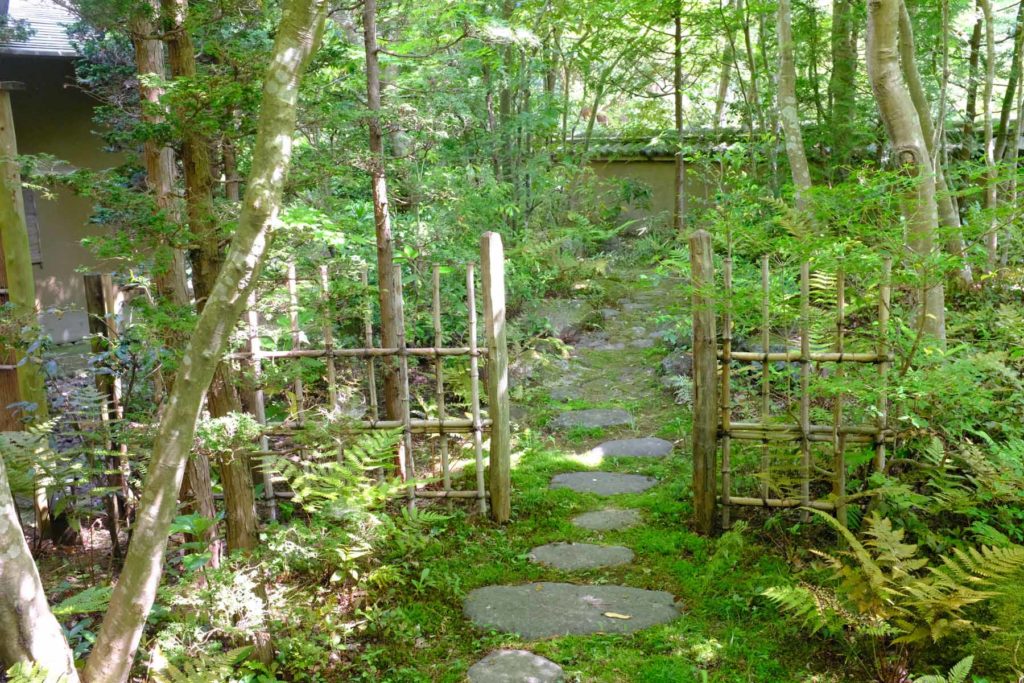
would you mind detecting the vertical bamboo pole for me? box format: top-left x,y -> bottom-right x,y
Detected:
467,263 -> 487,516
287,263 -> 304,424
432,266 -> 451,495
721,255 -> 733,530
875,258 -> 892,472
319,265 -> 338,411
361,268 -> 379,422
799,261 -> 811,520
832,267 -> 847,527
690,229 -> 718,535
481,232 -> 511,523
394,265 -> 416,507
246,292 -> 275,519
760,255 -> 770,501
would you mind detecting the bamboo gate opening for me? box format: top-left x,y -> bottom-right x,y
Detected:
226,232 -> 512,523
689,230 -> 893,534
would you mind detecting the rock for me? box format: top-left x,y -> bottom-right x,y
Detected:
468,650 -> 564,683
548,385 -> 578,403
549,409 -> 632,430
463,582 -> 681,639
660,351 -> 693,378
528,299 -> 589,339
528,542 -> 634,570
549,472 -> 657,495
510,403 -> 529,423
600,308 -> 619,320
587,437 -> 673,459
572,508 -> 642,531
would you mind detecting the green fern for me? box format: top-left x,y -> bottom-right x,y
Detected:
151,647 -> 251,683
52,585 -> 112,617
913,655 -> 973,683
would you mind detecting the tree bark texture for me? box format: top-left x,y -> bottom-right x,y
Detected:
828,0 -> 857,172
866,0 -> 945,343
82,2 -> 328,680
777,0 -> 812,210
979,0 -> 998,269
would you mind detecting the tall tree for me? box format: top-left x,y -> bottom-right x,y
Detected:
866,0 -> 945,343
81,1 -> 329,679
673,0 -> 687,233
828,0 -> 857,173
777,0 -> 811,210
979,0 -> 998,269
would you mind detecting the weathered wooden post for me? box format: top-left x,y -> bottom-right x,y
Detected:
481,232 -> 511,523
690,229 -> 718,535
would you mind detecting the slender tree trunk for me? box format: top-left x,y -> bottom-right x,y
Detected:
777,0 -> 812,210
897,0 -> 972,286
82,3 -> 328,680
829,0 -> 857,174
980,0 -> 998,269
161,0 -> 253,555
866,0 -> 945,344
714,0 -> 736,129
673,2 -> 687,233
961,11 -> 983,162
0,454 -> 79,682
994,0 -> 1024,161
362,0 -> 404,431
807,4 -> 826,129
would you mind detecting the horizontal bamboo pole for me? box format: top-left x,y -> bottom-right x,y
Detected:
729,422 -> 883,435
721,496 -> 836,511
225,346 -> 487,360
720,350 -> 892,363
727,431 -> 878,444
412,489 -> 491,499
267,417 -> 493,435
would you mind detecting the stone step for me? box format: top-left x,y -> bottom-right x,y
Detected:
587,437 -> 673,459
571,508 -> 642,531
464,582 -> 681,639
528,542 -> 633,570
468,650 -> 563,682
550,472 -> 657,495
549,408 -> 632,430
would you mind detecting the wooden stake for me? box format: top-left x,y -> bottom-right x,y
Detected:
287,263 -> 305,423
394,265 -> 416,507
361,268 -> 379,422
833,267 -> 847,527
432,265 -> 451,495
481,232 -> 511,523
246,292 -> 275,519
721,255 -> 733,529
467,263 -> 488,515
875,258 -> 892,472
320,265 -> 338,411
799,261 -> 811,521
690,229 -> 718,535
760,255 -> 770,502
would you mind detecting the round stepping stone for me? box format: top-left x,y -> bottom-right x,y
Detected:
528,542 -> 634,570
464,582 -> 681,639
572,508 -> 642,531
550,472 -> 657,495
588,437 -> 673,459
550,409 -> 632,430
468,649 -> 563,682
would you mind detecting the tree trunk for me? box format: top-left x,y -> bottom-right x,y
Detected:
828,0 -> 857,173
961,11 -> 982,162
980,0 -> 998,269
362,0 -> 403,433
82,3 -> 328,680
897,0 -> 972,286
673,3 -> 687,234
161,0 -> 254,555
994,0 -> 1024,161
777,0 -> 812,210
866,0 -> 945,344
0,454 -> 79,682
714,0 -> 736,129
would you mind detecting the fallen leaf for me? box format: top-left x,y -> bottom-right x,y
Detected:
603,612 -> 631,620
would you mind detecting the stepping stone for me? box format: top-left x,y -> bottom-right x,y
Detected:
528,542 -> 634,570
464,582 -> 681,639
572,508 -> 642,531
588,437 -> 673,459
468,649 -> 563,682
550,409 -> 632,430
550,472 -> 657,495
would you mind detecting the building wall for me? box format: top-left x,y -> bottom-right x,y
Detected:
0,56 -> 112,343
588,158 -> 721,228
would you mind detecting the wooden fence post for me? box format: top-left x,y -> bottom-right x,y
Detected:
690,229 -> 718,535
481,232 -> 511,523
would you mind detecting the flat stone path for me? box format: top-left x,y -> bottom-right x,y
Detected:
467,649 -> 563,682
587,437 -> 673,458
550,471 -> 657,495
549,408 -> 632,430
571,508 -> 642,531
464,583 -> 681,639
528,542 -> 634,570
